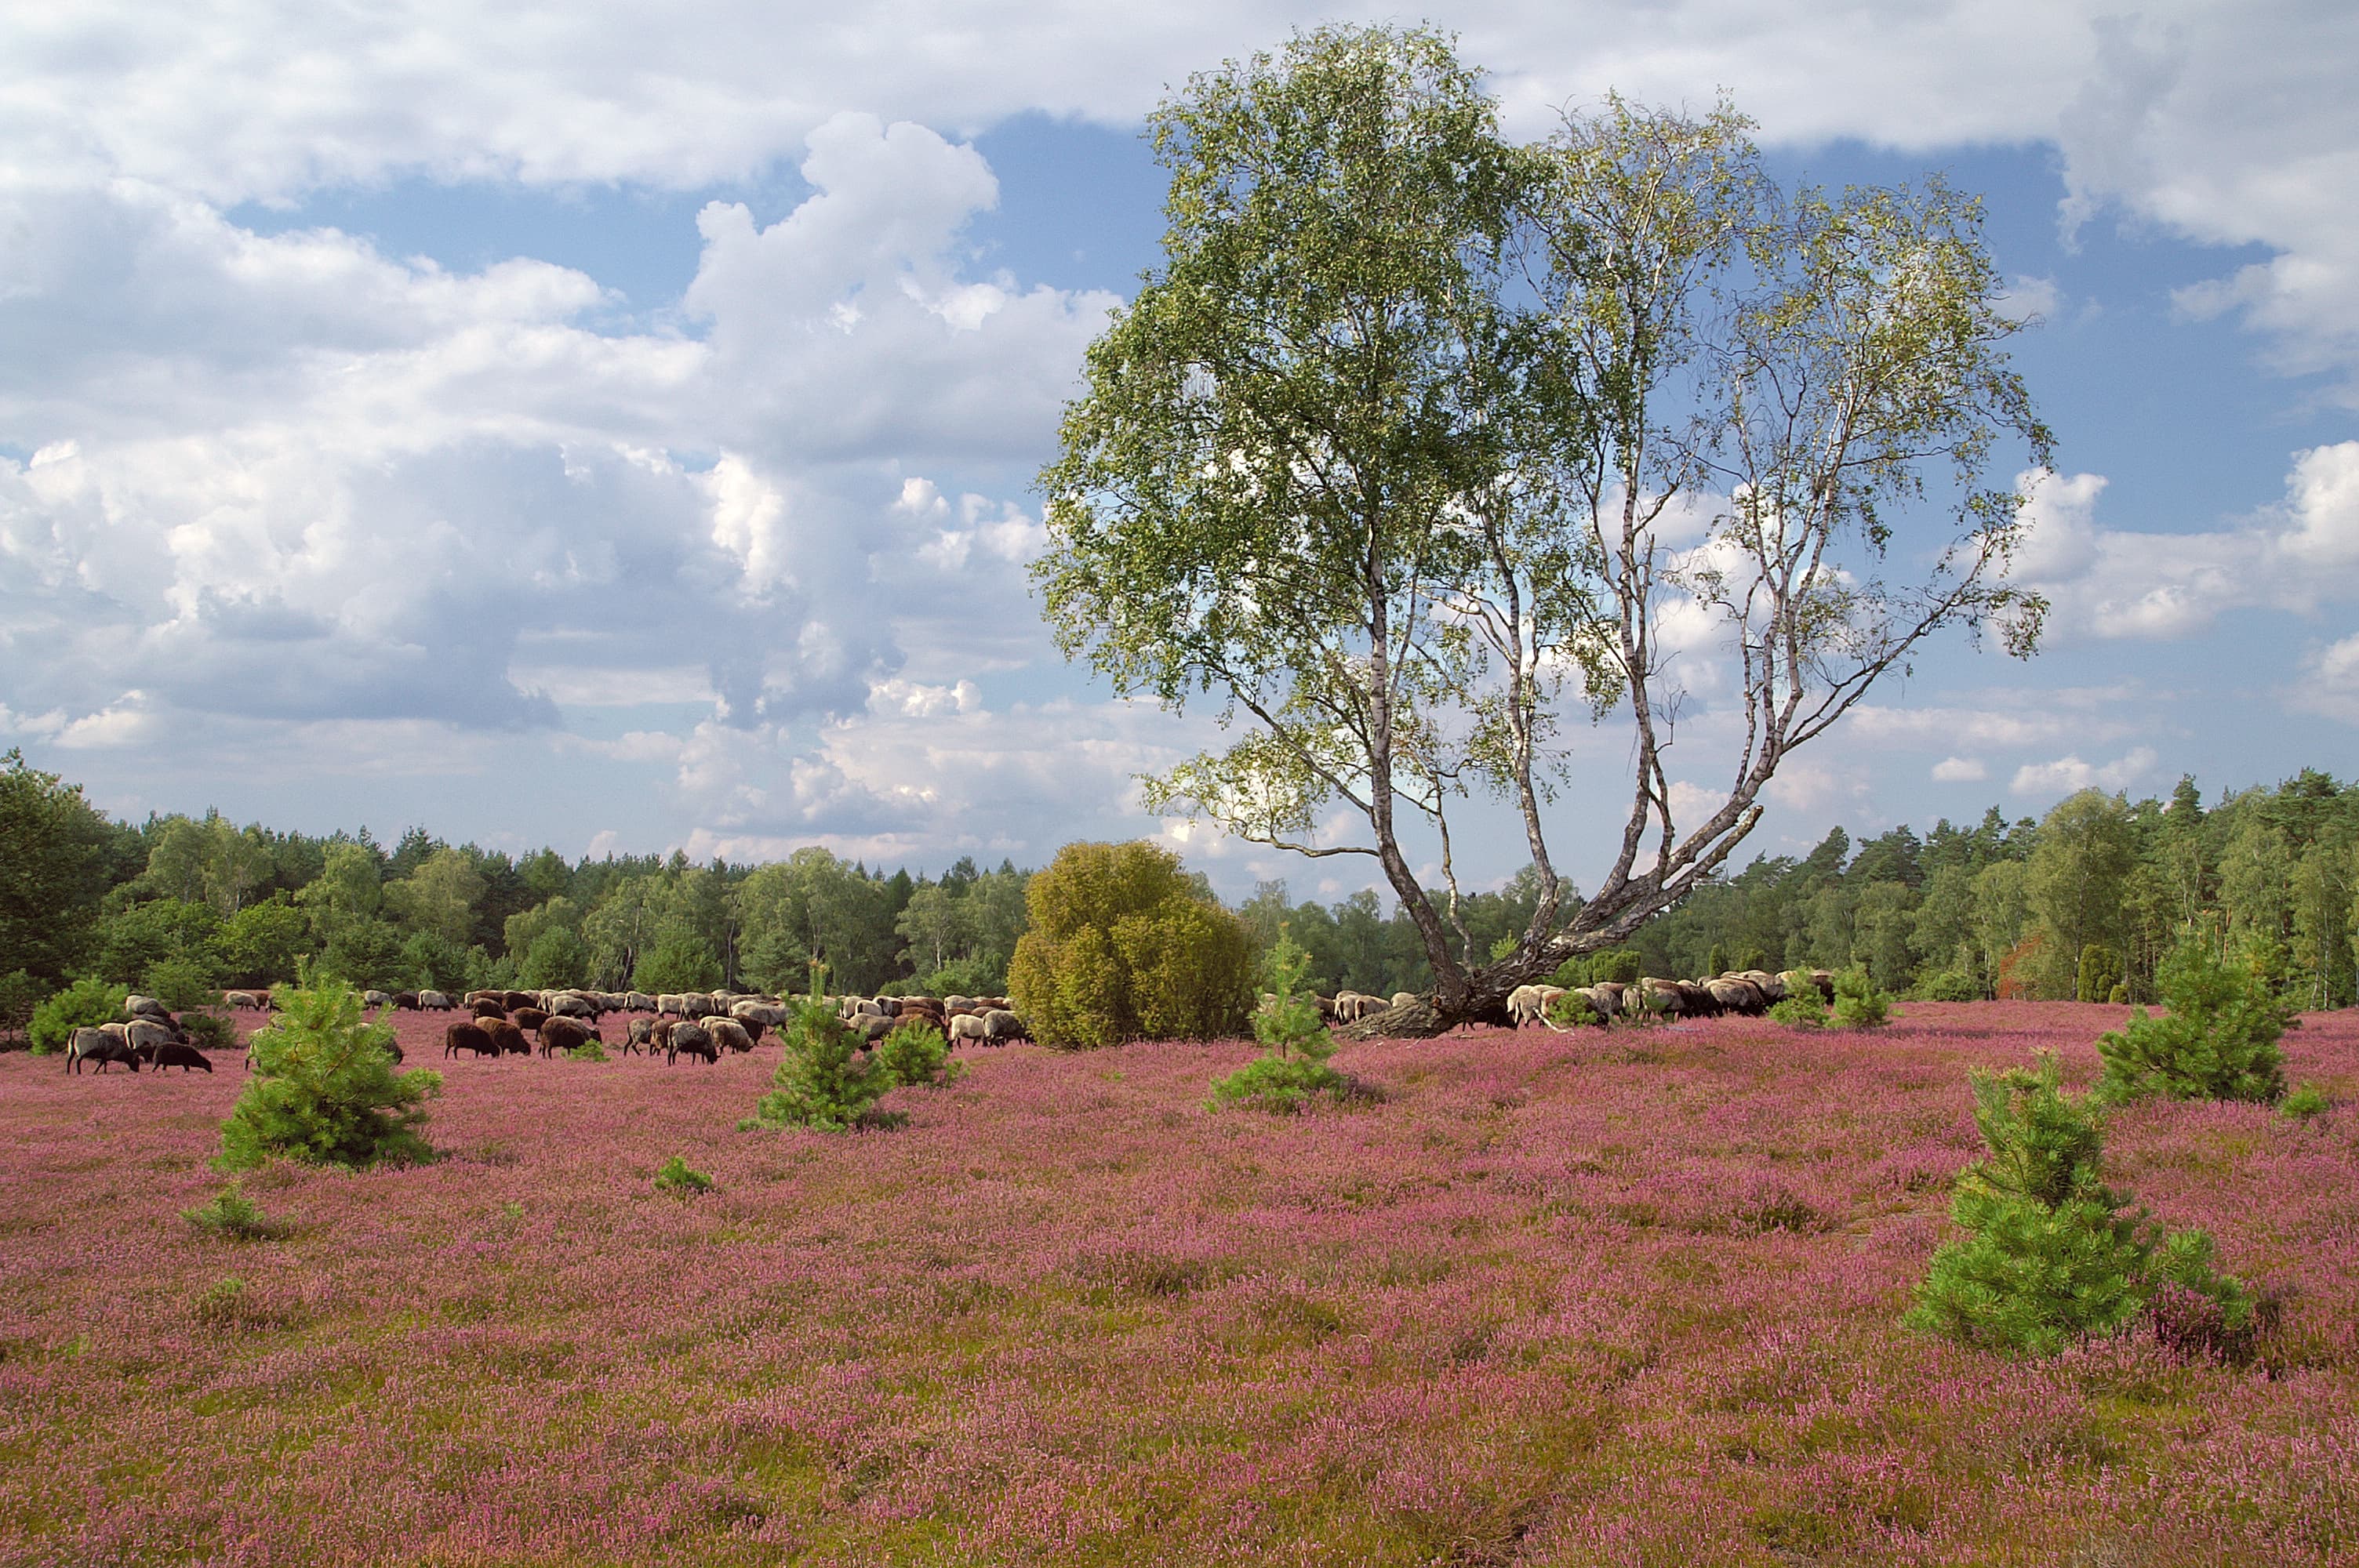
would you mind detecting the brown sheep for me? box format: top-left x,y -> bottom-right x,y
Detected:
539,1016 -> 600,1057
136,1040 -> 214,1073
481,1018 -> 529,1055
514,1007 -> 551,1036
500,990 -> 536,1013
705,1018 -> 754,1054
665,1022 -> 717,1065
443,1021 -> 500,1059
623,1018 -> 659,1056
471,998 -> 508,1021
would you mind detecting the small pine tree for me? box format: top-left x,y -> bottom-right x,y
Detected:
1210,933 -> 1350,1113
2096,938 -> 2289,1104
27,976 -> 125,1055
216,981 -> 442,1171
1906,1055 -> 2249,1357
652,1156 -> 714,1196
1830,965 -> 1892,1028
742,1003 -> 954,1133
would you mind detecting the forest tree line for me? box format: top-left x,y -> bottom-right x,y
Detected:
3,748 -> 2355,1023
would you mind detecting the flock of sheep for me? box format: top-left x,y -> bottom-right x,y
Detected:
1505,967 -> 1836,1029
436,988 -> 1035,1066
62,967 -> 1830,1077
61,994 -> 216,1073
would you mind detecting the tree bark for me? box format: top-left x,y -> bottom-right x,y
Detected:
1333,985 -> 1518,1040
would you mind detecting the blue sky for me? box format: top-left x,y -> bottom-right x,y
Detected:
3,3 -> 2354,898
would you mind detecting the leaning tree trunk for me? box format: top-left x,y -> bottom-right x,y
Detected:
1334,981 -> 1520,1041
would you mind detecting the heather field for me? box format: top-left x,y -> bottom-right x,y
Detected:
2,1004 -> 2355,1566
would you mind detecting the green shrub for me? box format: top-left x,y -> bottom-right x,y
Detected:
215,981 -> 442,1171
921,954 -> 1004,999
1212,933 -> 1349,1112
631,933 -> 722,995
1830,966 -> 1891,1029
2281,1082 -> 2329,1120
1544,989 -> 1604,1027
179,1010 -> 237,1053
1008,840 -> 1253,1048
1905,1055 -> 2250,1358
519,927 -> 593,990
2096,938 -> 2289,1105
1766,995 -> 1826,1029
565,1039 -> 609,1062
1913,970 -> 1983,1003
0,969 -> 42,1047
27,976 -> 125,1055
2075,942 -> 2125,1004
142,955 -> 222,1012
652,1155 -> 714,1196
181,1186 -> 289,1241
743,1002 -> 954,1133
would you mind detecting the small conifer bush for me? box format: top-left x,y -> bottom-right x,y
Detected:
743,1003 -> 957,1132
1211,934 -> 1354,1114
216,981 -> 442,1171
2096,938 -> 2289,1104
181,1185 -> 289,1241
565,1039 -> 609,1062
1906,1055 -> 2251,1357
1766,995 -> 1826,1029
652,1156 -> 714,1196
27,977 -> 125,1055
2281,1082 -> 2329,1120
1830,966 -> 1891,1028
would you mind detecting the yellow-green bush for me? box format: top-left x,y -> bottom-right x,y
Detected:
1009,840 -> 1253,1048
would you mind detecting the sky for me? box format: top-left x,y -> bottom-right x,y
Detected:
2,1 -> 2355,902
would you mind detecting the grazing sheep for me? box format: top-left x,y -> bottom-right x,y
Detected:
1706,978 -> 1767,1016
496,990 -> 533,1012
665,1022 -> 716,1065
622,1018 -> 659,1056
123,994 -> 172,1022
443,1022 -> 500,1059
471,998 -> 507,1021
730,1000 -> 788,1028
546,993 -> 597,1020
514,1007 -> 551,1036
1390,992 -> 1419,1010
539,1016 -> 600,1057
980,1008 -> 1029,1044
1507,985 -> 1547,1027
123,1017 -> 182,1051
481,1018 -> 529,1055
136,1040 -> 213,1073
360,990 -> 391,1009
224,990 -> 265,1011
947,1013 -> 990,1047
417,989 -> 452,1011
1576,984 -> 1623,1022
705,1018 -> 754,1054
620,991 -> 654,1014
392,991 -> 422,1011
67,1028 -> 140,1073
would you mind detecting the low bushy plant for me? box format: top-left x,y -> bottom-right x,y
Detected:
216,980 -> 442,1171
27,976 -> 125,1055
142,956 -> 222,1013
652,1155 -> 713,1196
179,1010 -> 237,1053
1766,995 -> 1826,1029
2096,938 -> 2289,1105
1830,965 -> 1891,1029
565,1039 -> 609,1062
2281,1082 -> 2329,1120
181,1185 -> 289,1241
1543,989 -> 1605,1028
1913,970 -> 1983,1003
743,1002 -> 955,1132
1212,934 -> 1351,1114
1906,1055 -> 2252,1358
